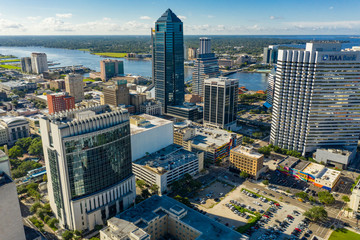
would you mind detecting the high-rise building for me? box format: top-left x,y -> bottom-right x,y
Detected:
47,93 -> 75,114
31,52 -> 48,74
265,68 -> 276,107
102,80 -> 130,106
100,59 -> 124,81
203,77 -> 238,130
0,150 -> 26,240
193,37 -> 220,96
65,73 -> 84,103
20,57 -> 32,73
188,47 -> 197,59
40,105 -> 136,231
153,9 -> 185,113
263,45 -> 279,65
271,42 -> 360,156
229,146 -> 264,179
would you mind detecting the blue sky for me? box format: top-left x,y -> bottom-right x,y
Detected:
0,0 -> 359,35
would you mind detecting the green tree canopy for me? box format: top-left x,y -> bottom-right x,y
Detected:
240,171 -> 250,179
9,145 -> 23,159
15,137 -> 32,152
342,195 -> 350,203
62,230 -> 73,240
318,191 -> 335,205
295,191 -> 308,200
28,138 -> 43,157
304,206 -> 328,222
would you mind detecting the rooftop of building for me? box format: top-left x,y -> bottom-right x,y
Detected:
0,80 -> 35,87
0,116 -> 28,125
231,145 -> 263,158
157,9 -> 182,23
302,162 -> 326,177
317,147 -> 354,156
116,195 -> 246,240
134,144 -> 197,174
102,218 -> 150,240
293,160 -> 310,171
317,168 -> 341,183
175,122 -> 239,149
46,104 -> 127,124
204,77 -> 238,85
278,156 -> 300,169
167,104 -> 198,111
130,114 -> 172,135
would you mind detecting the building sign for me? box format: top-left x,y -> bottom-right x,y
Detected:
322,54 -> 357,61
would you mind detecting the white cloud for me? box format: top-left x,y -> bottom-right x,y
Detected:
270,16 -> 283,20
140,16 -> 151,20
0,19 -> 24,30
103,17 -> 111,21
41,17 -> 75,32
55,13 -> 72,19
288,20 -> 360,30
178,15 -> 187,20
27,16 -> 41,21
329,6 -> 334,10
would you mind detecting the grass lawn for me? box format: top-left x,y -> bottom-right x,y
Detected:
0,59 -> 20,63
83,78 -> 96,82
0,64 -> 21,70
93,52 -> 127,58
0,55 -> 16,59
78,48 -> 90,51
329,228 -> 360,240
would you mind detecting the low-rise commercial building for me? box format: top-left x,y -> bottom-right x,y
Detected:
140,101 -> 162,116
132,144 -> 203,193
100,195 -> 247,240
314,148 -> 356,170
167,105 -> 202,122
230,146 -> 264,179
47,93 -> 75,114
277,157 -> 341,191
0,116 -> 30,146
130,114 -> 173,162
0,80 -> 37,93
174,122 -> 241,163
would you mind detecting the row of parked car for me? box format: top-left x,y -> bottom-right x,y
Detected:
226,202 -> 250,219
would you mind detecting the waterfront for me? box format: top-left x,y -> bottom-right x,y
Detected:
0,46 -> 268,90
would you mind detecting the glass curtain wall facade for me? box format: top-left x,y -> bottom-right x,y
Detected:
153,9 -> 184,113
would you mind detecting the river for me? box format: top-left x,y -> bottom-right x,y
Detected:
0,46 -> 268,90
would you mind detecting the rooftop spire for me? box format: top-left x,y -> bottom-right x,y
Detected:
156,8 -> 182,23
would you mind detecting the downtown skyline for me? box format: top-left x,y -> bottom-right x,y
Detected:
0,0 -> 359,35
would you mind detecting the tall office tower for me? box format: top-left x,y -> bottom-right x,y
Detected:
47,93 -> 75,114
0,150 -> 26,240
265,69 -> 276,106
102,80 -> 130,106
65,73 -> 84,103
100,59 -> 124,81
270,42 -> 360,156
153,9 -> 185,113
188,47 -> 197,59
40,105 -> 136,231
263,45 -> 279,65
31,52 -> 48,74
193,37 -> 220,96
20,57 -> 32,73
199,37 -> 211,54
203,77 -> 238,130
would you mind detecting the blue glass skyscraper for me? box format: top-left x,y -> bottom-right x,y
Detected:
152,9 -> 184,113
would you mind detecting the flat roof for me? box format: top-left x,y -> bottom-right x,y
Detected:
231,145 -> 263,158
117,195 -> 247,240
192,126 -> 238,148
134,144 -> 197,174
302,163 -> 325,177
278,156 -> 299,169
130,114 -> 172,135
317,148 -> 353,156
317,168 -> 340,183
293,160 -> 310,171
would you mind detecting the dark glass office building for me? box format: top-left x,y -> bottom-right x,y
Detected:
152,9 -> 185,113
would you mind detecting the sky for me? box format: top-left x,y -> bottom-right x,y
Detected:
0,0 -> 360,35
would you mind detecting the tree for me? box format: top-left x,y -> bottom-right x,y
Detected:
136,179 -> 147,189
43,174 -> 47,182
304,206 -> 328,222
295,191 -> 308,200
150,184 -> 159,194
48,218 -> 59,229
174,195 -> 191,206
242,136 -> 254,144
30,202 -> 42,213
15,137 -> 32,152
258,146 -> 271,157
342,195 -> 350,203
141,189 -> 151,199
28,139 -> 43,157
28,188 -> 41,201
84,94 -> 93,100
262,180 -> 269,185
62,230 -> 73,240
26,182 -> 39,191
309,196 -> 316,203
318,191 -> 335,205
36,208 -> 47,221
9,145 -> 23,159
240,171 -> 249,179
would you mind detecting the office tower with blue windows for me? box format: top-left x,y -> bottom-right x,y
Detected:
193,37 -> 220,96
152,9 -> 185,113
40,105 -> 136,231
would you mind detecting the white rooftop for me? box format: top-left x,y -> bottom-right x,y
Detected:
231,145 -> 263,158
302,162 -> 326,177
317,168 -> 341,183
130,114 -> 172,135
